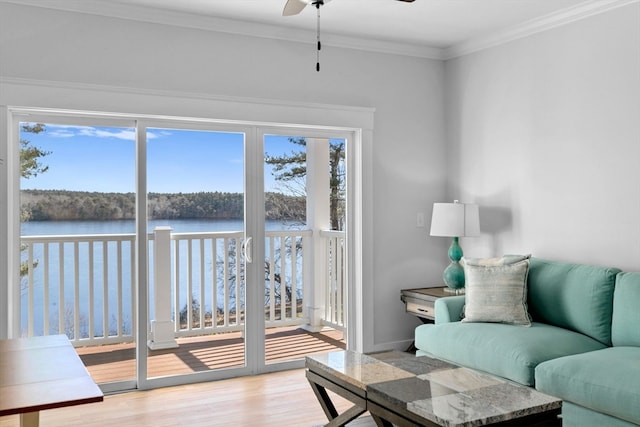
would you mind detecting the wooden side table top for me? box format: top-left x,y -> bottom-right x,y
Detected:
401,286 -> 452,300
0,334 -> 103,419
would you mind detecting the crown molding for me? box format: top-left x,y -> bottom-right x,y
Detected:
322,33 -> 445,60
0,0 -> 444,60
1,0 -> 636,61
444,0 -> 640,59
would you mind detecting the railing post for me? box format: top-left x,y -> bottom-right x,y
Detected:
303,138 -> 330,332
148,226 -> 178,350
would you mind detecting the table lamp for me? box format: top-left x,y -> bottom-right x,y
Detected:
430,200 -> 480,293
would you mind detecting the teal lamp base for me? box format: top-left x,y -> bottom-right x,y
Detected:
443,237 -> 465,293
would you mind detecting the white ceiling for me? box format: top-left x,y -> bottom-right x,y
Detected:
3,0 -> 626,58
108,0 -> 588,47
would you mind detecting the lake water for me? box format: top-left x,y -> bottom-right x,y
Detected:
21,218 -> 305,235
20,219 -> 306,338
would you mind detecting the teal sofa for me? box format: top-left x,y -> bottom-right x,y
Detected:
414,258 -> 640,426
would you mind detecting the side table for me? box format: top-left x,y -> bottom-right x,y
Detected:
401,286 -> 456,353
400,286 -> 454,323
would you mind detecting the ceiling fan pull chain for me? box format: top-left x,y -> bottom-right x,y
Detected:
316,2 -> 321,72
283,0 -> 415,71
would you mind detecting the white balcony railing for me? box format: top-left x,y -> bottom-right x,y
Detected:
20,228 -> 345,347
320,230 -> 346,330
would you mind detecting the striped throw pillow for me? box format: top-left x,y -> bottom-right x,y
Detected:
461,255 -> 532,326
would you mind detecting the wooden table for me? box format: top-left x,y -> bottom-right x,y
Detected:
0,334 -> 104,427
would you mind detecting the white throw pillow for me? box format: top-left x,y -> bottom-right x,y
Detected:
461,255 -> 532,326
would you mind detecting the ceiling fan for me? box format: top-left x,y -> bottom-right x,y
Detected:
283,0 -> 415,72
283,0 -> 415,17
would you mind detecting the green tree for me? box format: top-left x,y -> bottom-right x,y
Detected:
20,123 -> 50,179
20,123 -> 50,278
265,137 -> 345,230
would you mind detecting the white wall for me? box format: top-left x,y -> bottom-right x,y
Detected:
0,3 -> 446,348
445,2 -> 640,271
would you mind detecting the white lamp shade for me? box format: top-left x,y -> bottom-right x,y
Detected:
430,202 -> 480,237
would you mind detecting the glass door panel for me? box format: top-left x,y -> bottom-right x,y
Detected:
262,135 -> 347,366
18,119 -> 137,389
145,127 -> 246,378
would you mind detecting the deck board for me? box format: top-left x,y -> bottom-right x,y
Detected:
76,326 -> 345,383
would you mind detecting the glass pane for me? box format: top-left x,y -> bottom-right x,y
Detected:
263,135 -> 346,365
146,128 -> 246,377
19,121 -> 136,385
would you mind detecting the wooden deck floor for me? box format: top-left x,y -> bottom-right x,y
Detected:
76,326 -> 346,383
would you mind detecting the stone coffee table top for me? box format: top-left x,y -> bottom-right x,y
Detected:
306,350 -> 561,427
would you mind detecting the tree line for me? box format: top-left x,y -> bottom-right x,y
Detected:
21,189 -> 306,222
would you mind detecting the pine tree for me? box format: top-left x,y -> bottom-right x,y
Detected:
20,123 -> 50,279
265,137 -> 345,230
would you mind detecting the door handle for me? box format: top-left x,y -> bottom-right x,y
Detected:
243,236 -> 253,263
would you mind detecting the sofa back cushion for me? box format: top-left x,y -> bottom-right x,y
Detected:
527,258 -> 620,346
612,272 -> 640,347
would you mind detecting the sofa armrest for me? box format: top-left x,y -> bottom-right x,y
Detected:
435,296 -> 465,324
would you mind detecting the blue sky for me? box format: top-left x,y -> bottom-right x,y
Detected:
20,124 -> 298,194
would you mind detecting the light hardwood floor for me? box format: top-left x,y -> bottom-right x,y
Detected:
0,369 -> 375,427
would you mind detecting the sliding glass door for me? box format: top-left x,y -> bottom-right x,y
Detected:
142,124 -> 249,382
17,115 -> 138,391
12,111 -> 353,391
261,131 -> 348,367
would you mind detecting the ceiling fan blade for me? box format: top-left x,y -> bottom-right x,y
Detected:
396,0 -> 415,2
283,0 -> 308,16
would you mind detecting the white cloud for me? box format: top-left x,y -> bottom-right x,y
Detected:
80,127 -> 135,141
44,125 -> 169,141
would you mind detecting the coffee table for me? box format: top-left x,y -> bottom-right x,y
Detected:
306,350 -> 561,427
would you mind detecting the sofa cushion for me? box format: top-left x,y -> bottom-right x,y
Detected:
612,272 -> 640,346
561,402 -> 639,427
414,321 -> 606,386
461,255 -> 531,326
527,258 -> 620,345
535,347 -> 640,425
